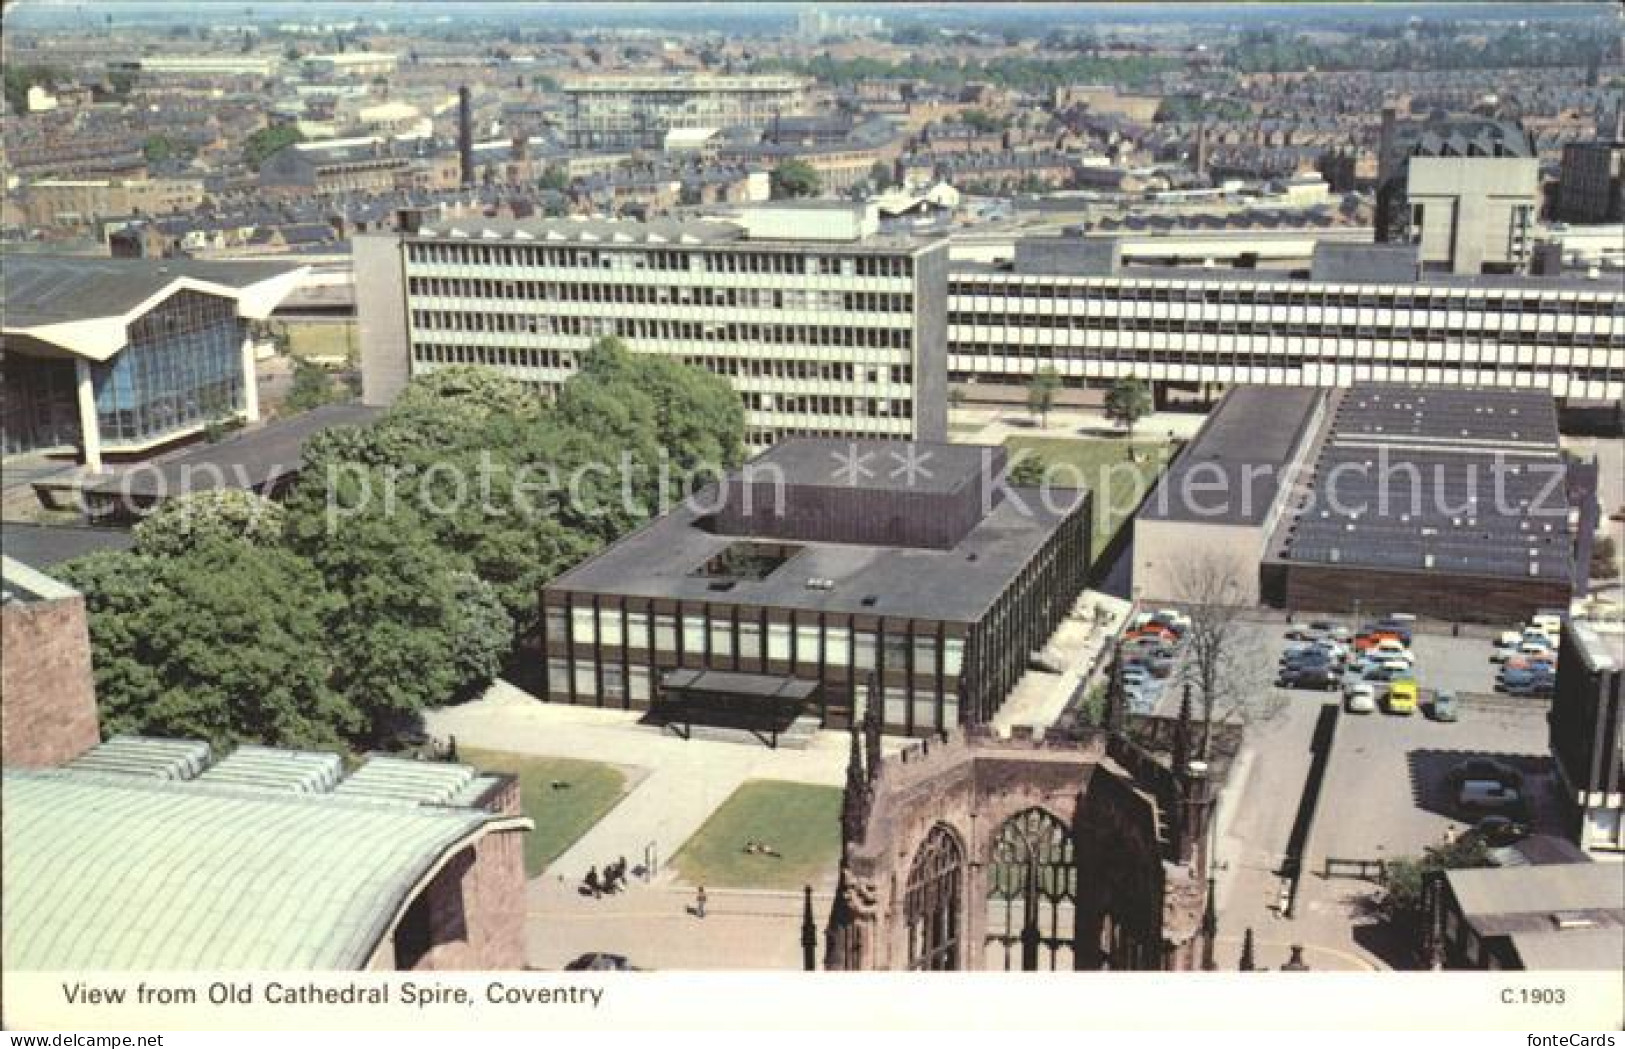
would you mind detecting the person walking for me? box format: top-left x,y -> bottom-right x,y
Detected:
695,885 -> 708,919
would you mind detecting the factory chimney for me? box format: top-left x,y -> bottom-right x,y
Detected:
458,86 -> 474,188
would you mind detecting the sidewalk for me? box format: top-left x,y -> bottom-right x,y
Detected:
427,680 -> 859,883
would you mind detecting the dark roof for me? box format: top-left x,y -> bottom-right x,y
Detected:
549,476 -> 1080,623
83,403 -> 383,501
661,669 -> 818,702
1275,386 -> 1574,582
746,439 -> 989,497
2,256 -> 300,328
0,523 -> 133,570
1140,387 -> 1324,526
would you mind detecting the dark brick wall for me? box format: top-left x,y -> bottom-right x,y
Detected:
1279,564 -> 1570,625
1,595 -> 101,768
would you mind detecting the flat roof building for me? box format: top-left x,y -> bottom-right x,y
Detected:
356,203 -> 949,449
1435,862 -> 1623,970
3,737 -> 530,970
2,256 -> 306,471
560,73 -> 809,151
1550,620 -> 1625,855
540,438 -> 1091,736
946,238 -> 1624,407
1131,383 -> 1593,623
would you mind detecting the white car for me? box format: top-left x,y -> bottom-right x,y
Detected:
1344,682 -> 1378,714
1491,631 -> 1522,662
1516,640 -> 1554,660
1370,641 -> 1415,665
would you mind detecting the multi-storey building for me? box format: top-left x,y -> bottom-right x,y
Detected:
559,73 -> 810,151
355,203 -> 949,448
946,238 -> 1624,406
2,256 -> 305,470
1550,620 -> 1624,855
539,439 -> 1091,736
20,177 -> 207,229
1557,140 -> 1625,223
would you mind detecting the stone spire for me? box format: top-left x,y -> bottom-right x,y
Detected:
862,674 -> 883,783
1104,653 -> 1125,733
1173,681 -> 1193,776
800,884 -> 818,971
1200,873 -> 1218,971
840,710 -> 868,845
1239,927 -> 1256,971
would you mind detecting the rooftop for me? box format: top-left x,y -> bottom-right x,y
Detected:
1140,386 -> 1324,526
1275,386 -> 1577,582
82,402 -> 384,502
1446,860 -> 1623,970
551,441 -> 1083,623
3,737 -> 525,970
0,523 -> 134,572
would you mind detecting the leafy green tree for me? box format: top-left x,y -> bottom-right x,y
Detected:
1104,377 -> 1153,433
242,123 -> 305,171
959,108 -> 1005,134
1591,533 -> 1618,580
1378,834 -> 1493,936
869,160 -> 893,190
1008,452 -> 1048,488
573,337 -> 746,476
770,159 -> 822,199
284,358 -> 342,414
133,490 -> 287,559
59,545 -> 354,753
390,365 -> 543,424
538,163 -> 570,191
141,134 -> 185,166
4,64 -> 66,115
1026,367 -> 1061,428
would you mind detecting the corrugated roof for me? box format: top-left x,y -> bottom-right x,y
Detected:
1,255 -> 301,329
66,736 -> 212,780
3,768 -> 508,970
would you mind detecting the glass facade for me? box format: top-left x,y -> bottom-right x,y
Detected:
92,290 -> 245,446
1,351 -> 79,456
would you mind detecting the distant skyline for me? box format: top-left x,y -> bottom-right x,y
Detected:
4,1 -> 1614,34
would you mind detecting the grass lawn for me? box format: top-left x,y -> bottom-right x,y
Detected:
282,321 -> 356,362
671,779 -> 843,891
458,747 -> 634,876
1003,434 -> 1179,560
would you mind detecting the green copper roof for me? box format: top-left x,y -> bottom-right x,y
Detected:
4,747 -> 526,970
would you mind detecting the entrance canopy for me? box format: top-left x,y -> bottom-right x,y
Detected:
661,669 -> 817,703
656,670 -> 817,748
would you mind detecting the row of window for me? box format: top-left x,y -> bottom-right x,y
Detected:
947,280 -> 1624,316
947,313 -> 1621,347
411,312 -> 916,351
407,241 -> 915,279
680,358 -> 912,385
549,605 -> 966,676
739,393 -> 912,418
406,276 -> 914,314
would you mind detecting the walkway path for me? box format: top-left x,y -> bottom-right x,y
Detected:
427,681 -> 860,884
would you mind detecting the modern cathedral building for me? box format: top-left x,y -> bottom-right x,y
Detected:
2,256 -> 305,470
538,439 -> 1091,736
355,202 -> 949,449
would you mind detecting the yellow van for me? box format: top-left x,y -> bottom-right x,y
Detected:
1386,679 -> 1419,715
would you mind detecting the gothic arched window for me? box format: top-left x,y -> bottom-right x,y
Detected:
904,823 -> 964,970
985,807 -> 1077,970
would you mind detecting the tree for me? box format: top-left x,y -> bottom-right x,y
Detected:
142,135 -> 182,166
133,490 -> 286,559
1104,377 -> 1153,433
771,159 -> 821,199
284,358 -> 342,414
538,163 -> 570,192
869,160 -> 893,191
1170,552 -> 1280,759
1008,451 -> 1048,488
4,64 -> 65,115
58,545 -> 355,754
960,108 -> 1005,134
1026,367 -> 1061,428
242,123 -> 304,171
1378,835 -> 1492,942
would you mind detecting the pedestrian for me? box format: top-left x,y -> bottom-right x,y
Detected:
585,866 -> 601,899
695,885 -> 707,919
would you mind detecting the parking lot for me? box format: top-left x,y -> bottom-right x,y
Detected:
1208,614 -> 1560,970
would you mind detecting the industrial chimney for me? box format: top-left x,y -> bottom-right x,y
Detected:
458,86 -> 474,188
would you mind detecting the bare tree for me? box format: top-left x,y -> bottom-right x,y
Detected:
1170,551 -> 1283,758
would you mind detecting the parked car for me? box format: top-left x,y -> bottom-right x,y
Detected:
1370,640 -> 1415,665
1456,780 -> 1528,820
1429,690 -> 1460,722
1344,682 -> 1378,714
1385,679 -> 1419,715
1280,665 -> 1340,691
1490,631 -> 1522,662
1447,758 -> 1523,792
1499,666 -> 1555,695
